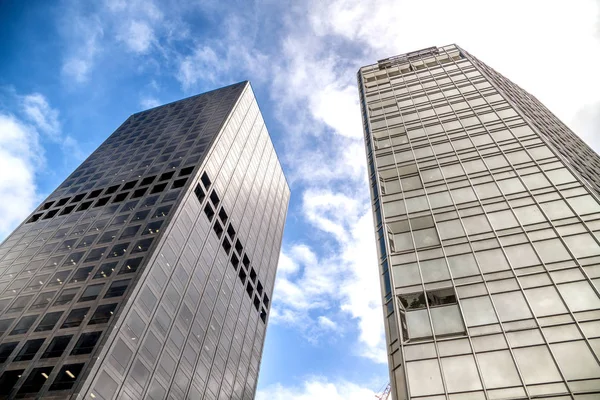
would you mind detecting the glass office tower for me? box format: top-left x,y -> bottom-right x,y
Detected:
358,45 -> 600,400
0,81 -> 289,399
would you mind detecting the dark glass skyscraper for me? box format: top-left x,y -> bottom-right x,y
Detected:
359,45 -> 600,400
0,82 -> 289,399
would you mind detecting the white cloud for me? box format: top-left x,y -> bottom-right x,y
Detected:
177,46 -> 220,89
120,20 -> 154,53
272,190 -> 385,362
256,378 -> 377,400
61,15 -> 104,83
140,96 -> 162,109
0,114 -> 42,239
22,94 -> 60,138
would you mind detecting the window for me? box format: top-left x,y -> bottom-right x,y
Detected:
42,335 -> 72,358
18,367 -> 54,394
89,303 -> 117,324
213,221 -> 223,238
475,248 -> 510,273
143,220 -> 163,235
151,183 -> 167,194
132,238 -> 153,253
10,315 -> 38,335
461,296 -> 498,326
491,292 -> 532,322
0,342 -> 18,363
61,308 -> 89,328
533,239 -> 571,263
201,172 -> 211,189
94,261 -> 116,279
49,363 -> 84,391
71,331 -> 102,355
194,184 -> 205,203
108,243 -> 129,258
525,286 -> 567,317
120,225 -> 141,239
104,279 -> 130,298
119,257 -> 143,275
70,266 -> 94,283
0,369 -> 25,395
204,204 -> 214,221
557,281 -> 600,312
78,284 -> 104,302
85,247 -> 107,262
140,175 -> 156,186
513,346 -> 561,384
14,339 -> 45,361
440,355 -> 482,392
172,177 -> 187,189
53,287 -> 79,306
35,311 -> 63,332
48,270 -> 71,287
153,205 -> 171,218
7,295 -> 33,313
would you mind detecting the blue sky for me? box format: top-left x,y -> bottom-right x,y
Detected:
1,0 -> 600,398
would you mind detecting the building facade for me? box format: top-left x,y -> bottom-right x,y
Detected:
358,45 -> 600,400
0,81 -> 289,399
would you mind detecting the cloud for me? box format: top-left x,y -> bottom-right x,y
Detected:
61,14 -> 104,83
272,190 -> 385,362
22,93 -> 60,138
177,46 -> 220,89
119,20 -> 155,53
19,93 -> 85,161
0,114 -> 43,239
256,378 -> 377,400
140,96 -> 161,109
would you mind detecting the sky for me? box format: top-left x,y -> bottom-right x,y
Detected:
1,0 -> 600,398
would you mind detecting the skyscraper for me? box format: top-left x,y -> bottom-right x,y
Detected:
0,81 -> 289,399
358,45 -> 600,400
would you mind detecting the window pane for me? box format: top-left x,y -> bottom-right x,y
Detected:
460,296 -> 498,326
71,331 -> 102,355
42,335 -> 72,358
61,308 -> 89,328
35,311 -> 63,332
104,279 -> 130,298
78,284 -> 104,302
557,281 -> 600,312
447,253 -> 479,278
475,248 -> 509,273
477,350 -> 521,388
525,286 -> 567,317
406,309 -> 432,339
492,292 -> 532,321
487,210 -> 519,230
431,304 -> 464,336
513,346 -> 561,384
564,233 -> 600,258
10,315 -> 38,335
406,359 -> 444,397
89,303 -> 117,325
441,355 -> 482,392
14,339 -> 45,361
533,239 -> 571,263
550,341 -> 600,380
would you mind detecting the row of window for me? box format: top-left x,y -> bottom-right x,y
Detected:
195,172 -> 270,323
28,169 -> 191,224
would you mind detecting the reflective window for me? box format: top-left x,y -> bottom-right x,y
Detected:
13,338 -> 45,361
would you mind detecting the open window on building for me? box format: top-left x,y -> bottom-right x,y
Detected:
89,303 -> 117,325
42,335 -> 72,358
34,311 -> 63,332
0,369 -> 25,395
17,366 -> 54,395
49,363 -> 85,391
71,331 -> 102,355
14,338 -> 45,361
60,308 -> 89,329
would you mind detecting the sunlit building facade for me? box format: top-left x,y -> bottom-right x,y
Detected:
359,44 -> 600,400
0,82 -> 289,399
